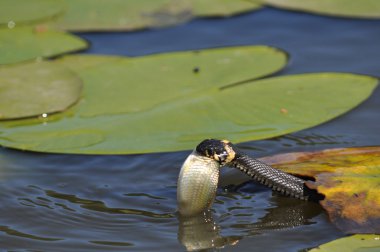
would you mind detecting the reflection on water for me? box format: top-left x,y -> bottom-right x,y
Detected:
0,225 -> 62,241
45,189 -> 174,218
178,211 -> 240,251
177,195 -> 322,251
229,196 -> 321,232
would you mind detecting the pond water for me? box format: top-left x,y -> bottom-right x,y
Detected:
1,7 -> 380,251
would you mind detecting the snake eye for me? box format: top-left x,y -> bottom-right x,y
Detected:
196,139 -> 236,165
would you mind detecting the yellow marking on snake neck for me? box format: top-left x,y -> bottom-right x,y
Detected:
222,140 -> 236,164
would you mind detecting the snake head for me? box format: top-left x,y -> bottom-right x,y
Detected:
195,139 -> 237,166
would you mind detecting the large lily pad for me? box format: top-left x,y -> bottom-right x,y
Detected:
54,0 -> 192,31
0,27 -> 88,65
52,0 -> 263,31
309,234 -> 380,252
55,54 -> 124,72
263,0 -> 380,19
57,46 -> 288,117
0,0 -> 64,26
0,61 -> 82,120
260,147 -> 380,233
191,0 -> 262,17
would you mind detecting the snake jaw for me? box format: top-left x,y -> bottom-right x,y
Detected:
195,139 -> 236,166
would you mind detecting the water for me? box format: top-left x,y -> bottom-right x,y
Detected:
1,7 -> 380,251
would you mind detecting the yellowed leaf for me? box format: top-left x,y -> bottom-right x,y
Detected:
261,147 -> 380,233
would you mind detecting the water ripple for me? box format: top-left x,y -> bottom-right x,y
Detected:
0,225 -> 63,242
45,189 -> 174,218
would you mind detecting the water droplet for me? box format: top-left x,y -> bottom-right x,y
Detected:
7,20 -> 16,29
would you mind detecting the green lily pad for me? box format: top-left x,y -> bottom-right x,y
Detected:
55,54 -> 124,72
264,0 -> 380,19
0,61 -> 82,120
0,47 -> 378,154
52,0 -> 263,31
191,0 -> 262,17
0,26 -> 88,65
54,0 -> 192,31
58,46 -> 287,117
0,0 -> 64,26
309,234 -> 380,252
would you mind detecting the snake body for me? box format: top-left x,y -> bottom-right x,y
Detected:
231,153 -> 308,200
177,139 -> 319,217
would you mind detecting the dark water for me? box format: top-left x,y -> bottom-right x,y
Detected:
1,7 -> 380,251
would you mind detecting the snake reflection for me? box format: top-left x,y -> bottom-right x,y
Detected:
177,186 -> 323,251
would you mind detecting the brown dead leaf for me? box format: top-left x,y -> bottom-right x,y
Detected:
261,147 -> 380,233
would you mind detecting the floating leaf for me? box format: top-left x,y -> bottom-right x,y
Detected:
259,147 -> 380,233
57,46 -> 287,117
0,61 -> 82,120
51,0 -> 263,31
54,0 -> 192,31
191,0 -> 262,17
0,46 -> 378,154
0,26 -> 88,65
309,234 -> 380,252
0,0 -> 64,26
55,54 -> 123,72
264,0 -> 380,19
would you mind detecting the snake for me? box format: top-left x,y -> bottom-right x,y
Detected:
177,139 -> 321,217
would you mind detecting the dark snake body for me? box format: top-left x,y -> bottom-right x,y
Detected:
231,153 -> 309,200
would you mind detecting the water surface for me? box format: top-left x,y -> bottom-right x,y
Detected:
1,7 -> 380,251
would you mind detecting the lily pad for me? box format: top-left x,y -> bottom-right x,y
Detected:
0,0 -> 64,26
0,61 -> 82,120
309,234 -> 380,252
57,46 -> 288,117
260,147 -> 380,233
191,0 -> 262,17
263,0 -> 380,19
0,47 -> 378,154
0,26 -> 88,65
55,54 -> 124,72
51,0 -> 263,31
54,0 -> 192,31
